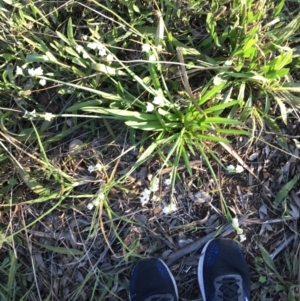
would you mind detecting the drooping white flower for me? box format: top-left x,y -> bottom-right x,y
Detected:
98,47 -> 106,56
226,164 -> 244,173
28,66 -> 43,76
235,165 -> 244,173
44,112 -> 53,121
23,109 -> 37,119
146,102 -> 154,112
142,44 -> 151,53
239,234 -> 246,242
153,95 -> 164,106
226,165 -> 235,172
87,41 -> 107,56
94,163 -> 102,171
149,54 -> 156,62
106,54 -> 114,63
82,52 -> 89,59
34,66 -> 43,76
87,42 -> 98,50
163,203 -> 178,214
39,79 -> 46,86
76,45 -> 83,54
87,203 -> 94,210
16,66 -> 23,76
139,188 -> 151,206
232,217 -> 243,235
164,178 -> 172,186
150,177 -> 159,192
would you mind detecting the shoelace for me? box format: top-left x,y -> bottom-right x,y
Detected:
216,277 -> 242,301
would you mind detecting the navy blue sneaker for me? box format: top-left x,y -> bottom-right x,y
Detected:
198,238 -> 250,301
129,258 -> 178,301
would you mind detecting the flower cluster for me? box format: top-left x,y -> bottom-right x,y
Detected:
146,93 -> 166,112
88,163 -> 102,173
226,164 -> 244,173
15,66 -> 46,86
87,192 -> 105,210
232,217 -> 246,242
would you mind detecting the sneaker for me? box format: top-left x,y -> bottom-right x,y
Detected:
129,258 -> 178,301
198,238 -> 250,301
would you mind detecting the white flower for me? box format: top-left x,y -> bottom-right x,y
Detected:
16,66 -> 23,75
142,44 -> 151,53
39,79 -> 46,86
76,45 -> 83,54
153,95 -> 164,105
98,47 -> 107,56
139,188 -> 151,206
164,178 -> 172,186
94,163 -> 102,171
106,54 -> 114,63
82,35 -> 88,41
163,203 -> 178,214
88,165 -> 95,173
149,54 -> 156,62
87,41 -> 107,56
150,177 -> 159,192
23,109 -> 37,119
235,165 -> 244,173
44,112 -> 53,121
28,68 -> 35,76
34,66 -> 43,76
226,165 -> 235,172
226,164 -> 244,173
28,66 -> 43,76
87,203 -> 94,210
239,234 -> 246,242
87,42 -> 98,50
82,52 -> 89,59
146,102 -> 154,112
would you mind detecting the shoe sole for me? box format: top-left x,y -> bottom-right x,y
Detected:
197,239 -> 214,301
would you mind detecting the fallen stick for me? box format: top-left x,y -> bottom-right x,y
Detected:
165,214 -> 249,266
270,234 -> 296,260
